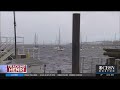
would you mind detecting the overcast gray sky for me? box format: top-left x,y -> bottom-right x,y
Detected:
0,11 -> 120,44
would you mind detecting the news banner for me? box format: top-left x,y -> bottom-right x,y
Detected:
0,64 -> 83,77
0,64 -> 120,77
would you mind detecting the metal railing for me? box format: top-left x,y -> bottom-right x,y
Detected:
0,37 -> 14,50
0,36 -> 24,62
0,37 -> 14,58
80,56 -> 107,74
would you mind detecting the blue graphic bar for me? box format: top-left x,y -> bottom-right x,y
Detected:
6,73 -> 24,77
96,72 -> 116,74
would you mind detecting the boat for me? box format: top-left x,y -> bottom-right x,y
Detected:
54,28 -> 64,51
55,46 -> 64,51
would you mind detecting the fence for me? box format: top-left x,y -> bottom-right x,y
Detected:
80,56 -> 107,75
27,56 -> 108,76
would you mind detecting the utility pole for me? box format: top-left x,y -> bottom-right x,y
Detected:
119,15 -> 120,41
13,11 -> 17,59
0,12 -> 1,49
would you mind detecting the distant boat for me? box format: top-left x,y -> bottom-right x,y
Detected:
80,48 -> 83,51
56,46 -> 64,51
54,28 -> 64,51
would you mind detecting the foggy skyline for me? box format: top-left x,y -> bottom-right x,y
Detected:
0,11 -> 120,44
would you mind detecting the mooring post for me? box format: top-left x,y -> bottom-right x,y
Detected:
72,13 -> 80,74
44,64 -> 46,74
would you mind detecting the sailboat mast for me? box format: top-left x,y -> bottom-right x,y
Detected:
43,40 -> 44,45
58,27 -> 60,46
34,33 -> 38,47
36,34 -> 38,46
86,35 -> 87,42
34,33 -> 36,47
114,33 -> 116,41
80,32 -> 82,48
55,35 -> 57,45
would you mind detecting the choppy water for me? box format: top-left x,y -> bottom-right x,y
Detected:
11,44 -> 109,74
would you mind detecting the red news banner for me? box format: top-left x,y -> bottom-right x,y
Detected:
7,65 -> 27,73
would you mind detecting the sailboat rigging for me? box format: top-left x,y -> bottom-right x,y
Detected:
54,27 -> 64,51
